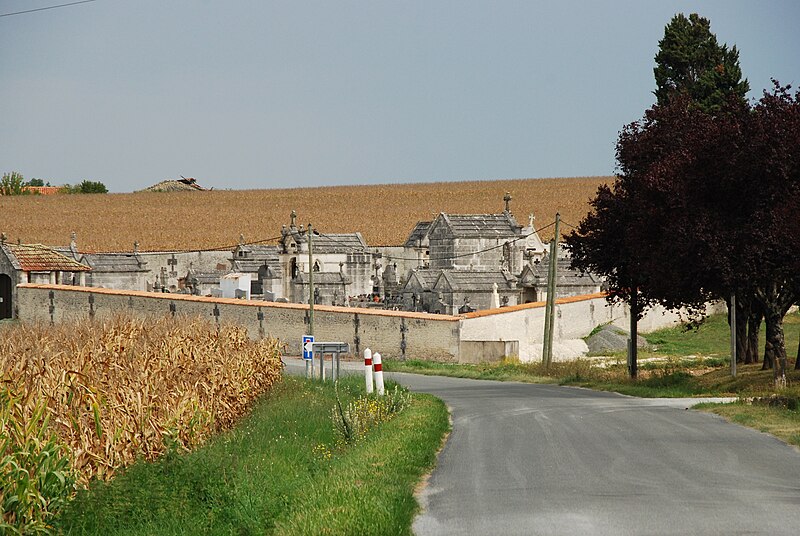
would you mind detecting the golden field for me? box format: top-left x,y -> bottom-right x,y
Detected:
0,176 -> 610,252
0,315 -> 283,484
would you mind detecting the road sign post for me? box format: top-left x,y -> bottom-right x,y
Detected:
303,335 -> 314,379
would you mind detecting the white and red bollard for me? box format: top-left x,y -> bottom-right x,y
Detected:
364,348 -> 374,394
373,351 -> 385,396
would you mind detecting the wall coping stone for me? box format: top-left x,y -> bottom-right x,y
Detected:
462,292 -> 608,319
17,283 -> 462,321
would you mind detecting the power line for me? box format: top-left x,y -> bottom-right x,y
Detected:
0,0 -> 96,18
312,220 -> 557,262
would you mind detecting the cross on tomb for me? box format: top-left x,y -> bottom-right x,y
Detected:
504,192 -> 512,213
168,254 -> 178,277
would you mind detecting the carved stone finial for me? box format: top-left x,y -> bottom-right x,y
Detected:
134,241 -> 139,254
503,192 -> 512,213
239,233 -> 245,245
290,210 -> 297,227
0,232 -> 6,244
70,231 -> 77,243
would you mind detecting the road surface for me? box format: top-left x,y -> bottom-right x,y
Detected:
284,359 -> 800,535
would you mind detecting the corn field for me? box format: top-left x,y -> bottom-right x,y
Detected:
0,316 -> 283,485
0,176 -> 610,252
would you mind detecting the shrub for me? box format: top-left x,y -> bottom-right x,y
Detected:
0,172 -> 27,196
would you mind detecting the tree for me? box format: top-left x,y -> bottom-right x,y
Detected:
25,178 -> 45,187
568,84 -> 800,387
78,180 -> 108,194
0,172 -> 27,195
654,13 -> 749,114
61,180 -> 108,194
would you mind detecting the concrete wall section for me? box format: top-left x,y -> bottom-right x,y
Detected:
460,294 -> 703,363
15,284 -> 461,361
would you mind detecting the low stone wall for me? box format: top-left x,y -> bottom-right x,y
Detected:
16,284 -> 461,361
459,293 -> 702,362
16,284 -> 721,364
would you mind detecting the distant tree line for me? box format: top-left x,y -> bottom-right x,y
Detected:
0,172 -> 107,195
566,13 -> 799,386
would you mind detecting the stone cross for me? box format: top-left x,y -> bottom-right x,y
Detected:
168,254 -> 178,276
503,192 -> 512,213
529,213 -> 535,228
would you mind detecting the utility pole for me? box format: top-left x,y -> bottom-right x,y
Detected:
730,292 -> 737,377
542,213 -> 560,368
308,223 -> 315,338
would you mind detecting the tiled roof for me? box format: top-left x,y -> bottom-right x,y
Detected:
404,221 -> 431,248
436,213 -> 522,238
3,243 -> 91,272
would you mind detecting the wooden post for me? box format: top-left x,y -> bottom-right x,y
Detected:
308,223 -> 314,338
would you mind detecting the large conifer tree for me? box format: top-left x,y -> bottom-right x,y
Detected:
654,13 -> 750,113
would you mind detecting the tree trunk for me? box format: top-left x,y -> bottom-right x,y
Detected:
748,307 -> 762,365
795,330 -> 800,370
763,309 -> 788,388
735,296 -> 749,364
629,288 -> 638,379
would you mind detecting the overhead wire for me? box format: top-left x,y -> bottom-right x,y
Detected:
310,220 -> 557,263
0,0 -> 97,18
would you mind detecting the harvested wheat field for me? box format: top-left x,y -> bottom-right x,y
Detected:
0,176 -> 610,252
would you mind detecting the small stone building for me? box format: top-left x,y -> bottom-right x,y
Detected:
400,269 -> 441,312
432,270 -> 519,314
80,252 -> 149,291
518,254 -> 602,303
0,240 -> 90,319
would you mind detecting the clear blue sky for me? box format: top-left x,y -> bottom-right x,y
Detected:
2,0 -> 798,192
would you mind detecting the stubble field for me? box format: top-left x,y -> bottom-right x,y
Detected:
0,176 -> 610,252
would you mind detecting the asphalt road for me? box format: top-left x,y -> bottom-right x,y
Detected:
284,360 -> 800,535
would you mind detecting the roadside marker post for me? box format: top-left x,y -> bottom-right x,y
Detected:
373,351 -> 385,396
364,348 -> 374,394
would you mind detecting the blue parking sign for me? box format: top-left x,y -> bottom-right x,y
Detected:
302,335 -> 314,360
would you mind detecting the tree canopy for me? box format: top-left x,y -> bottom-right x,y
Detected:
654,13 -> 749,114
567,83 -> 800,384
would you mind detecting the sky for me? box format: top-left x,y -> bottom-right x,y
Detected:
2,1 -> 798,193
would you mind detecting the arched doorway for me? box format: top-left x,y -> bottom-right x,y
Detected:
0,274 -> 12,319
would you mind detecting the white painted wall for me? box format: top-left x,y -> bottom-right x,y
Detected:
460,296 -> 722,362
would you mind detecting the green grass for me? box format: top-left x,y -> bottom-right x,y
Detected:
695,400 -> 800,448
54,375 -> 449,535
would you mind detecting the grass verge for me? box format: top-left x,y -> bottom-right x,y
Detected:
53,375 -> 449,535
695,401 -> 800,449
385,311 -> 800,399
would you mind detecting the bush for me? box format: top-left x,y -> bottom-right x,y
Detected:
0,172 -> 27,196
60,180 -> 108,194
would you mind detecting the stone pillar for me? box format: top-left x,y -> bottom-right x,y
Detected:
79,272 -> 86,287
49,272 -> 56,285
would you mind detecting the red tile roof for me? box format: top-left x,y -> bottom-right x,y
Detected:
3,243 -> 91,272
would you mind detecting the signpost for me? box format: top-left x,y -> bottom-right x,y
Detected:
303,335 -> 314,378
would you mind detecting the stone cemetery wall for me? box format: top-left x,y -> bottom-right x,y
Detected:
16,284 -> 461,361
